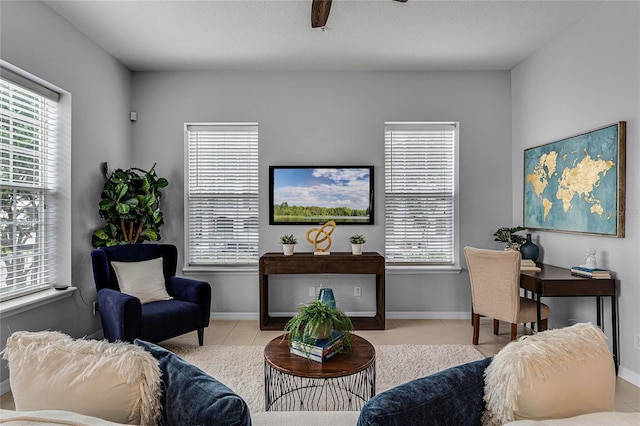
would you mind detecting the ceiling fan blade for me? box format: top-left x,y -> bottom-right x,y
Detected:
311,0 -> 332,28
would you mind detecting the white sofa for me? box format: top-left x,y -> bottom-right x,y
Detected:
2,324 -> 638,426
2,409 -> 638,426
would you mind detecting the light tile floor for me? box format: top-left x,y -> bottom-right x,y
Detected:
1,319 -> 638,412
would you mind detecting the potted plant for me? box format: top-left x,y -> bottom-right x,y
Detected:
349,234 -> 366,255
279,234 -> 297,255
92,163 -> 168,247
493,226 -> 526,250
284,299 -> 354,356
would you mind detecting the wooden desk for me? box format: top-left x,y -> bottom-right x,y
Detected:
520,264 -> 618,370
259,252 -> 385,331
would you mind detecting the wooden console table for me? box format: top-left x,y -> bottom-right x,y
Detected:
520,264 -> 618,371
259,252 -> 385,331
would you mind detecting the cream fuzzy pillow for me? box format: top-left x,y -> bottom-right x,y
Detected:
111,257 -> 172,304
483,323 -> 615,426
2,331 -> 162,425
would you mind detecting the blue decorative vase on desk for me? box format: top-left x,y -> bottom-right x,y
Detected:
317,288 -> 336,309
519,233 -> 539,262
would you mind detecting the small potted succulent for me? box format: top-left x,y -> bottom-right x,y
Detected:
279,234 -> 298,255
349,234 -> 366,255
284,299 -> 354,357
493,226 -> 526,250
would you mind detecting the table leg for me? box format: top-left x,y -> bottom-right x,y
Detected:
612,295 -> 619,374
596,296 -> 602,328
536,282 -> 542,332
526,290 -> 534,330
260,274 -> 269,330
264,361 -> 270,411
376,272 -> 386,329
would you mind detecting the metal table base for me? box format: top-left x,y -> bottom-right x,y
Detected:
264,360 -> 375,411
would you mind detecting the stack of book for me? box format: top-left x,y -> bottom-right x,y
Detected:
520,259 -> 541,272
290,330 -> 346,363
570,265 -> 611,279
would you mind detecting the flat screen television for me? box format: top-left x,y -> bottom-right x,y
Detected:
269,166 -> 374,225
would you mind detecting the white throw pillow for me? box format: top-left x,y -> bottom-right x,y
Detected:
111,257 -> 173,304
483,323 -> 615,426
2,331 -> 162,425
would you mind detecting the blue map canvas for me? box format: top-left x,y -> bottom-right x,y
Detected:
523,122 -> 625,237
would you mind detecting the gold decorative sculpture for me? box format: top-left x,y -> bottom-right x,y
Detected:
306,220 -> 336,255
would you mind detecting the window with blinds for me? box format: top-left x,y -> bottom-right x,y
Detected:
384,122 -> 458,265
1,71 -> 60,300
185,123 -> 259,266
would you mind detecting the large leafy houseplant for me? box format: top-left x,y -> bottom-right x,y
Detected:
284,299 -> 354,355
92,163 -> 168,247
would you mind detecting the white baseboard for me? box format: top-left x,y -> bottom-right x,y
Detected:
212,312 -> 260,321
211,311 -> 471,321
618,366 -> 640,388
386,311 -> 470,320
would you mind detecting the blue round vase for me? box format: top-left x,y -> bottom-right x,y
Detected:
317,288 -> 336,309
519,233 -> 539,262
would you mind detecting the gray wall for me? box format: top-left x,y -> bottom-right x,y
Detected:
0,1 -> 132,385
130,70 -> 512,316
512,2 -> 640,383
4,0 -> 637,394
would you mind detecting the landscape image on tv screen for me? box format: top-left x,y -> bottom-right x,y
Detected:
269,166 -> 374,225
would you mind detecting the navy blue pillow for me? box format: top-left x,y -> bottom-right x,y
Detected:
134,339 -> 251,426
357,357 -> 492,426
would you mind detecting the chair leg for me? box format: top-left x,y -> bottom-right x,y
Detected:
540,318 -> 548,332
472,313 -> 480,345
493,319 -> 499,335
197,328 -> 205,346
510,323 -> 518,341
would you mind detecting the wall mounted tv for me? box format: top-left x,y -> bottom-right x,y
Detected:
269,166 -> 374,225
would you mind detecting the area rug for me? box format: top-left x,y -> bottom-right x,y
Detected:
165,343 -> 484,412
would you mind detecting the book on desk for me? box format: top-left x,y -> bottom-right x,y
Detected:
570,265 -> 612,279
520,259 -> 541,272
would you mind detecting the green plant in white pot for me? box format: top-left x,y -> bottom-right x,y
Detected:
349,234 -> 366,255
280,234 -> 297,255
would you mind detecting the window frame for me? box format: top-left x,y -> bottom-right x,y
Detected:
183,122 -> 259,271
0,61 -> 71,301
384,121 -> 460,271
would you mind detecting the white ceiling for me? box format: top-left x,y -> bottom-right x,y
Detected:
43,0 -> 602,72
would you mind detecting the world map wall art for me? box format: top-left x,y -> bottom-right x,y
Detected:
523,122 -> 626,237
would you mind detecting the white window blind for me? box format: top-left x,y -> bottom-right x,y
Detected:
1,73 -> 59,300
385,122 -> 457,265
185,123 -> 259,266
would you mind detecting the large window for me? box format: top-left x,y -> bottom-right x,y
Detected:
1,67 -> 61,300
384,122 -> 458,265
185,123 -> 259,267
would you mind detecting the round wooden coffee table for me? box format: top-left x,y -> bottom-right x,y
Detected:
263,334 -> 375,411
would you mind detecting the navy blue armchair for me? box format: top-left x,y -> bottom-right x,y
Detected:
91,244 -> 211,345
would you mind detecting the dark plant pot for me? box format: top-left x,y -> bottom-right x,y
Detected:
520,233 -> 539,262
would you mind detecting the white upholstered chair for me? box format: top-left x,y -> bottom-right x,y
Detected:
464,246 -> 549,344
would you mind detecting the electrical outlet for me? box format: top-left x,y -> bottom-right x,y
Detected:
634,332 -> 640,350
354,286 -> 362,297
309,287 -> 316,298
